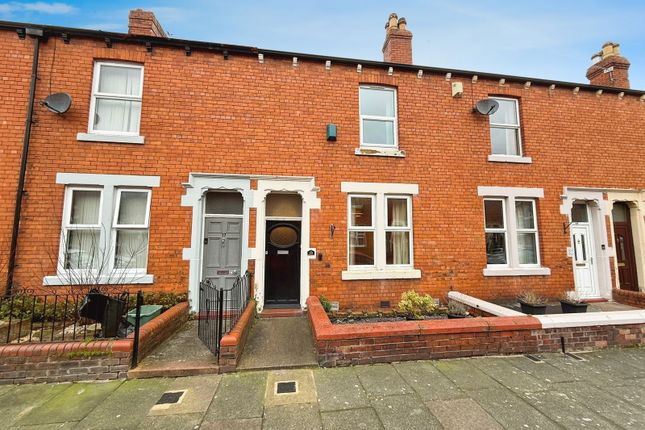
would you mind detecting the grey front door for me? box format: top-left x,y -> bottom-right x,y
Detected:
202,218 -> 242,290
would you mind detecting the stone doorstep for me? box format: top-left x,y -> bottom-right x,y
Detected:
128,362 -> 219,379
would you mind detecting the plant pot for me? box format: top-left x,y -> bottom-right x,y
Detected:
560,300 -> 588,313
519,300 -> 547,315
447,314 -> 467,319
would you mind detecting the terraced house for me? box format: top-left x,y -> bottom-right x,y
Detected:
1,10 -> 645,314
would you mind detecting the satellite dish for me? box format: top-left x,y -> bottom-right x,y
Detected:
474,99 -> 499,115
43,92 -> 72,114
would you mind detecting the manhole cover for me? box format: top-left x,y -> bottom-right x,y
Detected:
276,381 -> 297,394
157,391 -> 185,405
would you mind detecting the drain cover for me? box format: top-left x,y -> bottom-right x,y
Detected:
524,354 -> 544,363
157,391 -> 185,405
276,381 -> 297,394
564,352 -> 586,361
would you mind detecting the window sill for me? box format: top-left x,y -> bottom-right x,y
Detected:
483,267 -> 550,277
43,274 -> 154,286
487,154 -> 532,164
354,147 -> 406,158
341,268 -> 421,280
77,133 -> 145,145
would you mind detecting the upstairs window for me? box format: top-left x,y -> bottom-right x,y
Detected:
359,86 -> 397,147
489,97 -> 522,156
89,62 -> 143,136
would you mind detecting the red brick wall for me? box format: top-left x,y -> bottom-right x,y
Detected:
219,299 -> 256,372
613,289 -> 645,309
1,29 -> 645,308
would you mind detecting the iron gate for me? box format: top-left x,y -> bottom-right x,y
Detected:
197,271 -> 251,356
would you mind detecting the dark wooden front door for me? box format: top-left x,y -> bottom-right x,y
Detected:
613,205 -> 639,291
264,221 -> 301,305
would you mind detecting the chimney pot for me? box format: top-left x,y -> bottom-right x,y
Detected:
128,9 -> 167,37
586,42 -> 630,89
382,13 -> 413,64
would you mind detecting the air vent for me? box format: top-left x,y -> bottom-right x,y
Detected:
379,301 -> 391,308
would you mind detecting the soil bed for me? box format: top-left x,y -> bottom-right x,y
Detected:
330,314 -> 456,324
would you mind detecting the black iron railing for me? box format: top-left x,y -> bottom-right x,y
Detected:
0,287 -> 134,344
197,271 -> 252,356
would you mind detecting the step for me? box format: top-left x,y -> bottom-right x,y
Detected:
128,361 -> 219,379
260,308 -> 304,318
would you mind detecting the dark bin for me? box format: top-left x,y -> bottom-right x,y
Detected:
79,290 -> 127,338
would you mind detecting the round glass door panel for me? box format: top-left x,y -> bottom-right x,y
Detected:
269,225 -> 298,248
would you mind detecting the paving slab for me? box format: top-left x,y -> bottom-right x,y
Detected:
16,381 -> 123,427
0,383 -> 70,428
264,369 -> 317,406
371,394 -> 441,430
137,412 -> 203,429
600,378 -> 645,406
471,356 -> 549,394
426,398 -> 503,430
521,389 -> 621,429
602,348 -> 645,371
200,418 -> 262,430
11,423 -> 78,430
433,359 -> 500,391
204,372 -> 267,421
545,352 -> 642,388
262,403 -> 322,430
393,361 -> 465,401
76,378 -> 171,430
0,385 -> 15,397
313,367 -> 370,411
320,407 -> 383,430
237,317 -> 317,371
148,374 -> 221,416
354,364 -> 412,397
504,355 -> 577,384
469,388 -> 560,429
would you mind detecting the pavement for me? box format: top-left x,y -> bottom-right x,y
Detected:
1,347 -> 644,429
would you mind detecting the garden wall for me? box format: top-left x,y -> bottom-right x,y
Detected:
0,302 -> 188,384
613,289 -> 645,309
219,300 -> 256,373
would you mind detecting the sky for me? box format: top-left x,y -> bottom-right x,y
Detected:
1,1 -> 644,89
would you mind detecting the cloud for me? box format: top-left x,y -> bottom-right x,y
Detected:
0,2 -> 76,15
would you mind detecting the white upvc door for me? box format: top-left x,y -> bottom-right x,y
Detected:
571,224 -> 599,298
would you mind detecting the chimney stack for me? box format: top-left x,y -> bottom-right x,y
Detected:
382,13 -> 413,64
586,42 -> 630,89
128,9 -> 167,37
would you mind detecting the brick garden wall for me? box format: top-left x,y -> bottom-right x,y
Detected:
537,324 -> 645,352
1,27 -> 645,308
612,289 -> 645,309
218,300 -> 256,373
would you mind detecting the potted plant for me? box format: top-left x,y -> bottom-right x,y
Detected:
518,291 -> 548,315
560,290 -> 588,313
447,300 -> 469,319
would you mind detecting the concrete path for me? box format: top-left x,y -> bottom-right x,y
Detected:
237,317 -> 318,371
2,347 -> 644,429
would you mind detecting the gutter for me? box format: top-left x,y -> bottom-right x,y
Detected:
5,28 -> 43,295
0,20 -> 643,96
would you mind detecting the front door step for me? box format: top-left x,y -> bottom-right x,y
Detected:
260,308 -> 304,318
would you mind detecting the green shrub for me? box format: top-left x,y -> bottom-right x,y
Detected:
518,291 -> 547,305
398,291 -> 437,320
127,291 -> 188,311
319,295 -> 332,313
0,295 -> 77,322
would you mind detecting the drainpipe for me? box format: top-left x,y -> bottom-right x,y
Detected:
5,28 -> 43,296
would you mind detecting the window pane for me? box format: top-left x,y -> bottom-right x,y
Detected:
98,65 -> 142,96
612,203 -> 629,223
350,197 -> 373,227
65,230 -> 99,269
94,98 -> 141,133
489,99 -> 518,125
386,231 -> 410,265
117,191 -> 148,225
349,231 -> 374,265
266,193 -> 302,217
360,88 -> 395,117
518,232 -> 538,264
571,203 -> 589,223
70,190 -> 101,225
115,230 -> 148,269
205,192 -> 243,215
362,119 -> 395,146
490,127 -> 520,155
387,198 -> 408,227
515,201 -> 535,229
484,200 -> 504,229
486,232 -> 507,264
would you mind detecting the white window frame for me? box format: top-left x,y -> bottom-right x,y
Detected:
478,186 -> 549,277
359,85 -> 398,148
87,61 -> 144,137
515,198 -> 541,267
347,194 -> 376,268
483,198 -> 509,268
60,186 -> 104,274
384,195 -> 413,268
111,188 -> 152,274
489,97 -> 523,157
